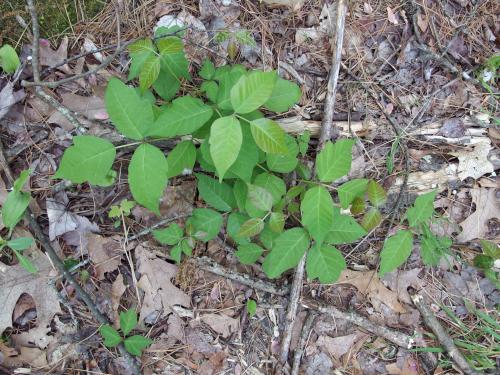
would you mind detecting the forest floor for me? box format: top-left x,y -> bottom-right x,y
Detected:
0,0 -> 499,374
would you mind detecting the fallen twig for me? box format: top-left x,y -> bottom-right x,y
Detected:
279,0 -> 349,367
291,312 -> 316,375
279,254 -> 307,364
194,256 -> 289,296
127,214 -> 190,242
319,0 -> 348,146
411,294 -> 480,375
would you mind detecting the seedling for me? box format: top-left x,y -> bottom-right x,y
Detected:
100,310 -> 152,356
0,44 -> 20,73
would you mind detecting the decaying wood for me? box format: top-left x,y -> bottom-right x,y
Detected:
411,294 -> 480,375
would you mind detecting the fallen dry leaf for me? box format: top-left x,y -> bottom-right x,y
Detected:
200,313 -> 239,338
38,37 -> 71,73
47,193 -> 99,241
132,182 -> 195,225
452,140 -> 495,180
387,7 -> 399,25
382,269 -> 425,305
111,273 -> 127,327
47,93 -> 106,130
0,245 -> 61,349
136,246 -> 190,323
457,188 -> 499,242
262,0 -> 305,12
416,13 -> 428,32
86,233 -> 122,280
336,270 -> 407,313
317,333 -> 366,360
0,82 -> 25,121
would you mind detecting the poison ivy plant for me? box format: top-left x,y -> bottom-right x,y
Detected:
100,310 -> 152,356
53,28 -> 447,284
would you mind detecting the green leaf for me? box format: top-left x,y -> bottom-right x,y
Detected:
2,191 -> 30,230
128,144 -> 168,214
300,186 -> 334,244
199,59 -> 215,79
105,78 -> 154,140
187,208 -> 223,242
238,218 -> 264,237
325,208 -> 367,244
120,310 -> 138,336
227,212 -> 251,244
7,237 -> 33,251
166,141 -> 196,178
148,96 -> 213,138
361,208 -> 382,231
54,136 -> 116,186
474,255 -> 493,269
236,243 -> 264,264
100,325 -> 122,347
298,131 -> 310,156
0,44 -> 20,73
250,118 -> 287,154
262,228 -> 310,278
12,249 -> 37,274
230,71 -> 277,113
13,169 -> 31,192
367,180 -> 387,207
195,173 -> 236,212
481,240 -> 500,259
124,335 -> 152,356
224,123 -> 259,182
129,39 -> 155,54
139,55 -> 161,93
247,184 -> 273,212
264,77 -> 301,113
246,299 -> 257,317
337,179 -> 369,209
350,197 -> 365,215
420,225 -> 451,266
170,243 -> 182,263
235,30 -> 257,47
157,37 -> 190,81
209,116 -> 242,181
268,212 -> 285,233
201,81 -> 218,102
379,230 -> 414,277
216,65 -> 246,110
266,135 -> 299,173
406,191 -> 437,227
153,68 -> 180,101
233,180 -> 248,212
259,224 -> 279,249
306,244 -> 346,283
316,140 -> 355,183
153,223 -> 184,245
254,173 -> 286,205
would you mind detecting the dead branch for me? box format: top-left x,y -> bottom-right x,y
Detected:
195,257 -> 290,296
411,294 -> 480,375
291,312 -> 316,375
319,0 -> 348,146
127,214 -> 190,242
279,254 -> 307,364
279,0 -> 348,367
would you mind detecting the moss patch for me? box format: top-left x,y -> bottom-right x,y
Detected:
0,0 -> 104,45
